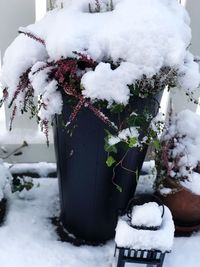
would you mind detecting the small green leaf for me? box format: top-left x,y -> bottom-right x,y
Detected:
153,139 -> 160,151
106,156 -> 116,167
110,104 -> 124,113
115,184 -> 122,192
104,129 -> 111,136
104,131 -> 118,153
128,137 -> 138,148
104,143 -> 118,153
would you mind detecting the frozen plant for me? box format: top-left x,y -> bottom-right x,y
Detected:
0,141 -> 35,198
155,110 -> 200,196
11,176 -> 34,194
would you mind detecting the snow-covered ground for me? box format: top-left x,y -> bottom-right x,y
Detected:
0,173 -> 199,267
0,178 -> 114,267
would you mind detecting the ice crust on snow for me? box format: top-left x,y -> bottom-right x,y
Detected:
163,110 -> 200,195
1,0 -> 200,119
115,205 -> 174,251
131,202 -> 162,228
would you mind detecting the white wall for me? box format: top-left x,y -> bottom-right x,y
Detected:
0,0 -> 35,60
186,0 -> 200,55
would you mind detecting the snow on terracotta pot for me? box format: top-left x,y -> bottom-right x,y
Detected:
0,0 -> 200,242
156,110 -> 200,234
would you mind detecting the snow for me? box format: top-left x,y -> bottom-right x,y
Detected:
0,34 -> 47,103
0,178 -> 114,267
4,162 -> 56,177
0,160 -> 12,201
115,206 -> 174,252
150,112 -> 165,135
180,172 -> 200,196
164,233 -> 200,267
162,110 -> 200,195
177,51 -> 200,91
131,202 -> 163,229
29,62 -> 53,95
29,64 -> 63,121
141,160 -> 156,174
108,127 -> 139,146
1,0 -> 200,121
159,187 -> 173,196
135,161 -> 156,195
38,82 -> 62,121
0,165 -> 199,266
82,62 -> 134,105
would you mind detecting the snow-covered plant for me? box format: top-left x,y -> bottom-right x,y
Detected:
155,110 -> 200,195
12,176 -> 34,193
0,0 -> 200,179
0,142 -> 35,197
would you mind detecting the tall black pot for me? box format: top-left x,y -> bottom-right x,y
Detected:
53,92 -> 162,243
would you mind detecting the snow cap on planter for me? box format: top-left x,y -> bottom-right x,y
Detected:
0,0 -> 200,136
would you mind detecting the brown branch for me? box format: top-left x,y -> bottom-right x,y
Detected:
111,149 -> 137,189
18,29 -> 45,46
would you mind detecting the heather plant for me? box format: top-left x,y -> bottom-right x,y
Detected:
155,110 -> 200,195
1,0 -> 199,191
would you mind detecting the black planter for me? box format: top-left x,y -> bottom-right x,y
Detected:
54,92 -> 162,243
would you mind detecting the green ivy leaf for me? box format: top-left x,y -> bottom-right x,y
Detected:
106,156 -> 116,167
104,143 -> 118,153
128,137 -> 138,148
153,139 -> 160,151
104,130 -> 118,153
110,104 -> 124,113
115,184 -> 122,192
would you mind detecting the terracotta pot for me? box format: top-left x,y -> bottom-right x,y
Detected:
157,177 -> 200,234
